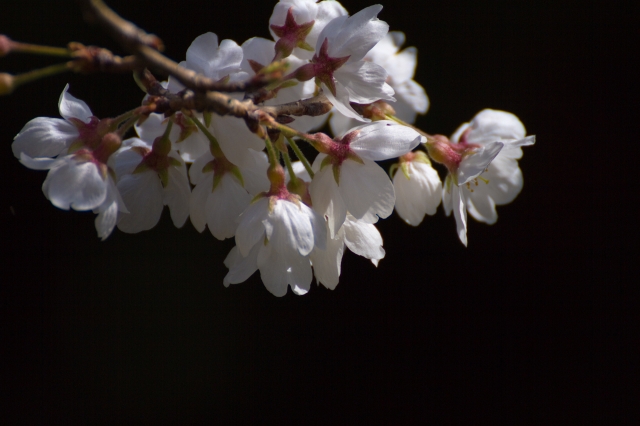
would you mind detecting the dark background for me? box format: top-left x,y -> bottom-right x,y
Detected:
0,0 -> 632,424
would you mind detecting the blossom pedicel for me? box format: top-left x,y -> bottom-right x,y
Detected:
9,0 -> 535,295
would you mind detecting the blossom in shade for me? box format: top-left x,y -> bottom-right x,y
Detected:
392,150 -> 442,226
12,84 -> 109,162
167,32 -> 263,167
309,120 -> 424,237
189,148 -> 269,240
19,132 -> 127,240
111,136 -> 191,233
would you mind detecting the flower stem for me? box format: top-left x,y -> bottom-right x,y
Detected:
286,136 -> 314,179
9,41 -> 73,58
189,113 -> 225,159
11,62 -> 70,88
281,145 -> 297,181
116,115 -> 140,138
264,132 -> 279,169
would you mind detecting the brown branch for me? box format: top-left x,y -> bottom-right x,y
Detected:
77,0 -> 266,93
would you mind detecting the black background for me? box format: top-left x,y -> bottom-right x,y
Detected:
0,0 -> 633,424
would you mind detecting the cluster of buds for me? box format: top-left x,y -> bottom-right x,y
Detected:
8,0 -> 534,296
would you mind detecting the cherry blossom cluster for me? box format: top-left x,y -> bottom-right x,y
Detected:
10,0 -> 535,296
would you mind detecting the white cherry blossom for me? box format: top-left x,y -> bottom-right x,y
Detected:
293,5 -> 395,121
392,151 -> 442,226
269,0 -> 348,60
309,120 -> 423,236
224,188 -> 327,296
111,137 -> 191,233
19,133 -> 127,240
189,149 -> 269,240
12,84 -> 101,161
167,32 -> 263,167
443,109 -> 536,225
329,31 -> 429,136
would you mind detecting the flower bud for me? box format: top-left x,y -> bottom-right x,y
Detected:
425,135 -> 462,172
0,35 -> 12,56
0,73 -> 15,96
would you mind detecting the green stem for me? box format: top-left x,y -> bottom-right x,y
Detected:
12,62 -> 70,87
264,134 -> 279,169
189,113 -> 225,158
116,115 -> 140,138
11,41 -> 73,58
281,146 -> 297,182
286,136 -> 314,179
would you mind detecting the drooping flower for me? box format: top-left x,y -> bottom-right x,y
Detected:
309,120 -> 423,237
224,166 -> 326,297
329,31 -> 429,136
189,147 -> 269,240
292,5 -> 395,121
111,133 -> 191,233
285,161 -> 385,289
392,150 -> 442,226
310,213 -> 385,289
19,132 -> 128,240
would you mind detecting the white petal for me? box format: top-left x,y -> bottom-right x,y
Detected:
269,200 -> 315,256
324,5 -> 388,62
235,197 -> 269,256
164,162 -> 191,228
189,175 -> 211,233
335,61 -> 395,104
188,151 -> 214,185
112,139 -> 148,179
257,245 -> 289,297
393,79 -> 429,116
349,120 -> 423,161
224,244 -> 259,286
287,254 -> 313,296
329,110 -> 359,139
323,82 -> 368,122
134,113 -> 166,143
206,173 -> 251,240
44,157 -> 107,211
384,46 -> 416,84
241,37 -> 275,74
95,200 -> 118,241
308,162 -> 347,238
343,215 -> 385,263
116,171 -> 163,233
12,117 -> 78,159
339,159 -> 395,221
238,150 -> 270,195
393,161 -> 442,226
310,226 -> 345,290
456,142 -> 503,185
466,109 -> 527,144
186,33 -> 243,80
451,185 -> 468,246
211,113 -> 265,167
19,153 -> 57,170
58,84 -> 92,123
